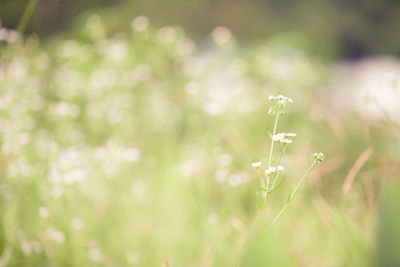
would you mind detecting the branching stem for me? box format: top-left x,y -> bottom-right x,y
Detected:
272,160 -> 318,227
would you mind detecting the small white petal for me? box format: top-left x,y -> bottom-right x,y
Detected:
251,162 -> 262,169
272,133 -> 285,141
265,166 -> 277,176
280,138 -> 293,144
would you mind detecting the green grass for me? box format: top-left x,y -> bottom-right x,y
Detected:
0,15 -> 399,267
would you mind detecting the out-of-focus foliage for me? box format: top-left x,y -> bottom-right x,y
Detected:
0,13 -> 399,267
2,0 -> 400,57
377,179 -> 400,267
240,219 -> 295,267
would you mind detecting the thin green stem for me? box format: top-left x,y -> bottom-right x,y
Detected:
272,161 -> 318,227
16,0 -> 39,34
266,113 -> 279,189
268,113 -> 279,168
270,144 -> 287,190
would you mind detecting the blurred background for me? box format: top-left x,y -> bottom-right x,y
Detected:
3,0 -> 400,58
0,0 -> 400,266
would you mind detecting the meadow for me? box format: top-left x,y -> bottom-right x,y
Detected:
0,14 -> 400,267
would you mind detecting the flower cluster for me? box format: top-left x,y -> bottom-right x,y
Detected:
264,165 -> 284,176
272,132 -> 297,144
313,152 -> 325,164
250,94 -> 324,225
268,94 -> 293,115
268,95 -> 293,104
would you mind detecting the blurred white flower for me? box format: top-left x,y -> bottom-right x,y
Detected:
64,169 -> 87,184
98,39 -> 127,60
211,27 -> 233,45
180,158 -> 203,178
208,213 -> 219,224
219,153 -> 232,166
122,148 -> 141,162
45,228 -> 65,243
88,248 -> 103,262
214,169 -> 228,183
251,162 -> 262,169
51,186 -> 64,199
132,180 -> 148,197
228,172 -> 249,187
71,218 -> 84,230
157,27 -> 180,43
20,240 -> 31,255
229,217 -> 243,230
131,16 -> 149,31
38,207 -> 49,218
52,102 -> 80,118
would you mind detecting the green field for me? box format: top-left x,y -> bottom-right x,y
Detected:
1,12 -> 400,267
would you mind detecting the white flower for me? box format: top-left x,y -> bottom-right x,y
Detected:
251,162 -> 262,169
274,133 -> 297,142
265,166 -> 276,175
265,165 -> 284,175
280,138 -> 293,144
272,133 -> 285,141
268,95 -> 293,104
277,95 -> 293,104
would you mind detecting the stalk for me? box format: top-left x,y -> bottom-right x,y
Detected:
272,160 -> 317,227
269,144 -> 287,190
268,113 -> 279,168
17,0 -> 39,34
266,113 -> 279,188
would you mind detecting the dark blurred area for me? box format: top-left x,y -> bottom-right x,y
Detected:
1,0 -> 400,58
